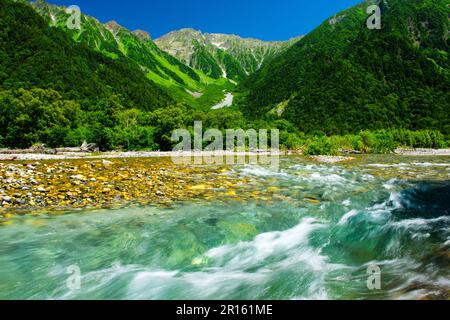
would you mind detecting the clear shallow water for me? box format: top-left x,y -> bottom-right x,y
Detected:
0,156 -> 449,300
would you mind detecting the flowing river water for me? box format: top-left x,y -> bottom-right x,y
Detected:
0,155 -> 449,300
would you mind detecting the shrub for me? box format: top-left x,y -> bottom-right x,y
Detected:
279,131 -> 304,150
359,131 -> 376,152
304,137 -> 339,155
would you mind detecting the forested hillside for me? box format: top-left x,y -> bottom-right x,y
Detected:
30,0 -> 234,109
239,0 -> 449,136
0,0 -> 178,148
0,0 -> 173,110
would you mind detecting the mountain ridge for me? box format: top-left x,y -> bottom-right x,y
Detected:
155,28 -> 302,81
29,0 -> 234,109
238,0 -> 450,135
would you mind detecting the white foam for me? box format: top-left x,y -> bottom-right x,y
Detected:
388,192 -> 403,209
338,210 -> 359,225
412,162 -> 450,167
390,216 -> 450,229
308,172 -> 347,184
127,268 -> 270,299
238,165 -> 289,178
342,199 -> 352,206
206,218 -> 325,269
361,174 -> 375,181
383,179 -> 398,190
122,218 -> 335,299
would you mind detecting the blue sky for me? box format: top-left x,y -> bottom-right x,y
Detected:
45,0 -> 362,41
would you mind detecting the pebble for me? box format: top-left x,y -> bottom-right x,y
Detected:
102,160 -> 113,166
0,157 -> 374,214
71,175 -> 86,180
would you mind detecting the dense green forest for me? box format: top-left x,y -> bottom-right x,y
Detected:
0,0 -> 173,110
0,0 -> 448,153
0,0 -> 177,148
238,0 -> 449,136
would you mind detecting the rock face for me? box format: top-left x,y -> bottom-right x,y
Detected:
133,30 -> 151,41
155,28 -> 302,81
105,20 -> 122,35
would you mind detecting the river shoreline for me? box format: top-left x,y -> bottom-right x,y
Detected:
0,148 -> 448,161
393,148 -> 450,156
0,152 -> 448,216
0,150 -> 283,161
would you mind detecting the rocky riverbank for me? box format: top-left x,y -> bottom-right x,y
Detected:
1,152 -> 448,221
309,156 -> 356,163
394,148 -> 450,156
0,150 -> 281,161
1,148 -> 448,161
0,158 -> 249,218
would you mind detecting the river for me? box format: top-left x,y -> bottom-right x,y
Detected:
0,155 -> 448,299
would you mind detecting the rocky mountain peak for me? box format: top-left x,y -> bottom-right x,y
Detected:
133,30 -> 151,41
155,28 -> 302,80
105,20 -> 122,34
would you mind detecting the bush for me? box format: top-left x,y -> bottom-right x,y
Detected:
64,126 -> 93,147
110,126 -> 158,151
372,130 -> 396,153
391,129 -> 447,149
279,131 -> 304,150
304,137 -> 339,155
359,131 -> 376,153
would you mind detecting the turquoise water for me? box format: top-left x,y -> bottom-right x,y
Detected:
0,156 -> 449,300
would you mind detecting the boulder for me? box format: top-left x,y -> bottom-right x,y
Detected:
80,141 -> 99,153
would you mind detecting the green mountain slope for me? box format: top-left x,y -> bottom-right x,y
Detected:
155,28 -> 301,82
0,0 -> 174,111
239,0 -> 450,135
30,0 -> 233,109
0,0 -> 185,148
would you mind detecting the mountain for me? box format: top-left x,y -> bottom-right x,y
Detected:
1,0 -> 447,152
239,0 -> 450,135
30,0 -> 233,109
155,28 -> 301,82
0,0 -> 184,148
0,0 -> 173,111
